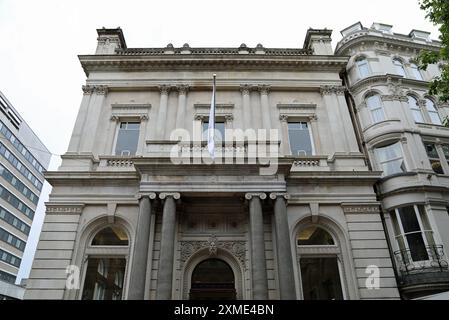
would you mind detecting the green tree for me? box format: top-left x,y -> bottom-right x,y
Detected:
418,1 -> 449,108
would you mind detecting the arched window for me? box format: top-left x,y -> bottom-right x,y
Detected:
365,93 -> 385,123
356,57 -> 370,78
393,58 -> 406,77
298,226 -> 335,245
297,226 -> 344,300
408,95 -> 424,123
82,225 -> 129,300
410,63 -> 423,80
91,226 -> 129,246
425,98 -> 441,125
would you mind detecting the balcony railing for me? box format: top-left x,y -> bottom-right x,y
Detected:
394,245 -> 449,275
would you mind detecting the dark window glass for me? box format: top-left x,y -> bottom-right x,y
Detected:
298,226 -> 335,245
92,227 -> 129,246
202,121 -> 225,142
300,257 -> 344,300
190,259 -> 236,300
288,122 -> 313,156
81,258 -> 126,300
398,206 -> 429,261
115,122 -> 140,156
425,143 -> 443,174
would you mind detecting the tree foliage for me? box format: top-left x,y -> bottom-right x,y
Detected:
417,0 -> 449,103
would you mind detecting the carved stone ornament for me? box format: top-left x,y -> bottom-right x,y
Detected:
320,85 -> 346,96
279,114 -> 289,122
269,192 -> 290,200
180,238 -> 246,269
158,85 -> 171,95
240,85 -> 251,95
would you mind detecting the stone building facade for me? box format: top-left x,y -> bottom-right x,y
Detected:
24,27 -> 404,300
337,22 -> 449,299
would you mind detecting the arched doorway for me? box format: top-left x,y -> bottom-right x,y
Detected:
190,258 -> 236,300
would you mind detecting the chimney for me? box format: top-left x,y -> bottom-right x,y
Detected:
303,28 -> 333,55
95,27 -> 127,54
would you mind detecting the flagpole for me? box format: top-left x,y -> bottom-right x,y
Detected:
207,74 -> 216,160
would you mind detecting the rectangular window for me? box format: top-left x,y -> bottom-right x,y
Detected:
374,142 -> 405,176
114,122 -> 140,156
425,143 -> 444,174
390,205 -> 435,262
202,121 -> 225,142
288,122 -> 313,156
82,257 -> 126,300
300,257 -> 344,300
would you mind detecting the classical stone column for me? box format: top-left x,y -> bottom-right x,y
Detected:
240,85 -> 252,129
156,192 -> 180,300
156,85 -> 170,140
128,193 -> 156,299
258,85 -> 271,129
245,193 -> 269,300
79,85 -> 108,153
270,193 -> 296,299
175,85 -> 189,130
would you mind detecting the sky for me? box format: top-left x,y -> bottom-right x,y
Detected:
0,0 -> 441,284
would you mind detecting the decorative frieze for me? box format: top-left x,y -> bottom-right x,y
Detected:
46,204 -> 84,214
342,204 -> 380,214
320,85 -> 346,96
180,237 -> 246,268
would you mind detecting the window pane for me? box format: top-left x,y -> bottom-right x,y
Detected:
115,122 -> 140,156
92,226 -> 129,246
300,257 -> 344,300
410,64 -> 423,80
202,121 -> 225,141
366,94 -> 385,123
405,233 -> 429,261
356,58 -> 370,78
82,258 -> 126,300
375,142 -> 405,176
393,59 -> 406,77
425,143 -> 443,174
407,96 -> 424,123
426,99 -> 442,125
297,227 -> 335,245
288,122 -> 313,156
398,206 -> 421,233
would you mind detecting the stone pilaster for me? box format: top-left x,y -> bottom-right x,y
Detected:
240,85 -> 252,129
258,85 -> 271,129
79,85 -> 108,154
270,192 -> 296,299
156,192 -> 180,300
155,85 -> 171,140
175,85 -> 189,130
245,192 -> 268,299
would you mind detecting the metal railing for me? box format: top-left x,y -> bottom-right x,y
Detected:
394,245 -> 449,275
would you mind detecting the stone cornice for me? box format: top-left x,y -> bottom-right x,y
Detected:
78,55 -> 349,76
349,74 -> 430,95
336,32 -> 441,56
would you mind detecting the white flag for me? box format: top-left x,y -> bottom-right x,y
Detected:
207,74 -> 216,159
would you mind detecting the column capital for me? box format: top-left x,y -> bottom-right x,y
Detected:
82,85 -> 94,95
257,85 -> 271,95
279,114 -> 289,122
159,192 -> 181,200
269,192 -> 290,200
137,192 -> 157,200
93,85 -> 109,95
176,84 -> 190,95
245,193 -> 267,200
158,85 -> 171,95
240,84 -> 251,95
320,85 -> 345,96
224,114 -> 234,122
